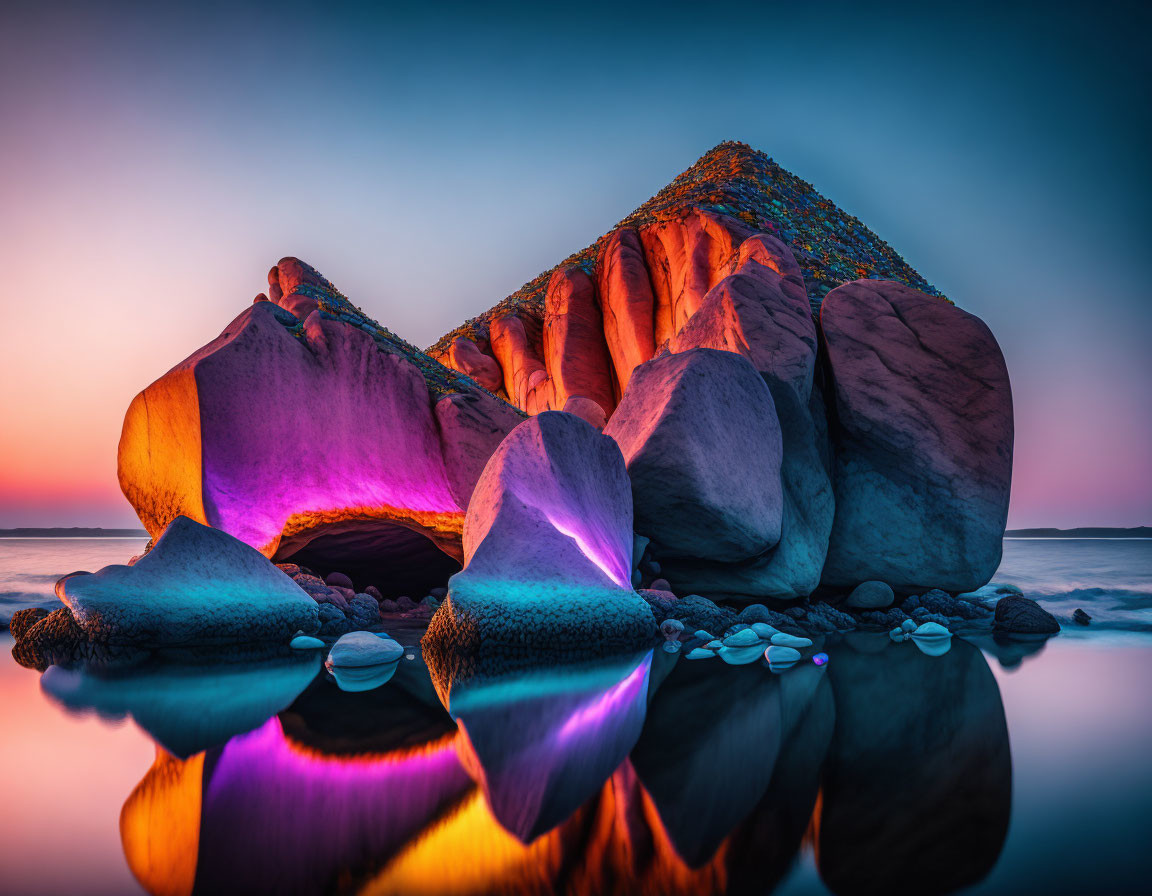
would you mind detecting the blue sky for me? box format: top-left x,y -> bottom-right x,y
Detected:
0,0 -> 1148,526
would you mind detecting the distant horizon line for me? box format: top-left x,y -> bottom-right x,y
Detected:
1,524 -> 1149,539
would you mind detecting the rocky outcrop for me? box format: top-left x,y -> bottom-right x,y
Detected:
106,141 -> 1012,629
118,257 -> 523,586
820,280 -> 1013,593
604,348 -> 783,564
993,596 -> 1060,635
56,516 -> 319,645
423,412 -> 656,692
669,234 -> 834,598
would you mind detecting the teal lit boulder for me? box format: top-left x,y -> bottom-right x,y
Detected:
423,412 -> 656,692
57,516 -> 320,645
40,649 -> 321,757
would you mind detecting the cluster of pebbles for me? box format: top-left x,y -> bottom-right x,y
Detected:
276,563 -> 443,637
659,618 -> 815,671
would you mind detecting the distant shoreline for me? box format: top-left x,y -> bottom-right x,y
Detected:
0,528 -> 148,538
2,526 -> 1148,540
1004,527 -> 1151,539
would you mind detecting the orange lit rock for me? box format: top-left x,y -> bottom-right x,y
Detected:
542,266 -> 616,416
638,210 -> 751,345
120,750 -> 203,896
446,336 -> 503,393
488,314 -> 547,409
596,227 -> 656,394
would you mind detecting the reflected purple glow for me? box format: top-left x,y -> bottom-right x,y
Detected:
556,655 -> 651,743
196,717 -> 472,894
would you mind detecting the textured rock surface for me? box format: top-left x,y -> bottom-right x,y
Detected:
430,142 -> 944,406
993,596 -> 1060,635
423,412 -> 656,693
820,280 -> 1013,593
604,348 -> 783,563
118,257 -> 522,581
57,516 -> 319,645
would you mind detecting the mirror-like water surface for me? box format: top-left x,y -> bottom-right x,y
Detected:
2,539 -> 1151,895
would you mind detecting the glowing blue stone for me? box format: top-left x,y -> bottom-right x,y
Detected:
812,652 -> 829,666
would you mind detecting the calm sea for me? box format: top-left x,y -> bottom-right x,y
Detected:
0,537 -> 1149,895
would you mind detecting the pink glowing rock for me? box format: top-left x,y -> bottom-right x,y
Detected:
424,412 -> 656,677
118,260 -> 521,580
604,348 -> 784,563
464,412 -> 634,588
819,280 -> 1013,592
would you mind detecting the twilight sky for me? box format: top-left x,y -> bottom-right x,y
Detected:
0,0 -> 1148,528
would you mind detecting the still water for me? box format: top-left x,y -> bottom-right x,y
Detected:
1,539 -> 1150,895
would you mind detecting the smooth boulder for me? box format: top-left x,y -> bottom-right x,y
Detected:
671,234 -> 835,600
423,412 -> 656,692
820,280 -> 1013,593
604,348 -> 783,563
845,581 -> 895,609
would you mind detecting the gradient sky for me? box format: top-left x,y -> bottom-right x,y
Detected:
0,0 -> 1148,528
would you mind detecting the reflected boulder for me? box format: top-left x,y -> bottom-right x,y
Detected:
817,637 -> 1011,895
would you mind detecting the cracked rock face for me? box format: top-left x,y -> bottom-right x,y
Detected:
819,280 -> 1013,593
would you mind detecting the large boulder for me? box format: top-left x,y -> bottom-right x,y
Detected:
57,516 -> 319,645
670,234 -> 834,598
604,348 -> 783,564
819,280 -> 1013,593
422,412 -> 656,693
118,257 -> 521,588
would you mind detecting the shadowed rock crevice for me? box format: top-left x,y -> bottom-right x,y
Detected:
275,520 -> 462,599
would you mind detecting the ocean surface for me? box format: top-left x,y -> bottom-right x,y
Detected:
1,537 -> 1150,895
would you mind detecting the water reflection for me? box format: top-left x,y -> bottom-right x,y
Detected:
41,648 -> 322,757
46,633 -> 1012,895
817,634 -> 1011,896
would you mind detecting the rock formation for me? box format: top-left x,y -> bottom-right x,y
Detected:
820,280 -> 1013,593
57,516 -> 319,645
106,140 -> 1013,628
423,142 -> 1007,600
422,412 -> 656,690
603,348 -> 783,563
118,258 -> 523,589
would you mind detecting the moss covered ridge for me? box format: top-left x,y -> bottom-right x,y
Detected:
427,140 -> 944,360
